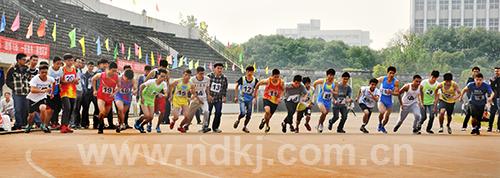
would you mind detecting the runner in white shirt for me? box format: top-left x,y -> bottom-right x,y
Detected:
394,75 -> 424,134
178,67 -> 212,133
355,78 -> 381,133
25,65 -> 55,133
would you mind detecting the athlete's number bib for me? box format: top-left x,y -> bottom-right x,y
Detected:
407,95 -> 415,101
382,89 -> 392,96
197,90 -> 204,96
54,78 -> 60,85
242,86 -> 253,94
337,97 -> 346,104
287,94 -> 300,103
269,90 -> 279,97
120,88 -> 131,94
364,97 -> 373,104
177,90 -> 187,97
103,87 -> 113,94
210,83 -> 222,93
426,89 -> 434,96
323,92 -> 332,100
65,74 -> 75,82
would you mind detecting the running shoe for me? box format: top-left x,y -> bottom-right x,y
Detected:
233,119 -> 240,129
258,119 -> 265,130
281,122 -> 287,133
360,126 -> 369,134
305,123 -> 311,131
242,127 -> 250,133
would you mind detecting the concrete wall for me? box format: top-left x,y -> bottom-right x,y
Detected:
62,0 -> 200,39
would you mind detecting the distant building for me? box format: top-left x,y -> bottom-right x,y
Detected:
410,0 -> 500,33
276,19 -> 371,46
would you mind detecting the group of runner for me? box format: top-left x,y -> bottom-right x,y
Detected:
23,54 -> 499,135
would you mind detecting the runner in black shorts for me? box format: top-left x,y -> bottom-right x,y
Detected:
355,79 -> 381,133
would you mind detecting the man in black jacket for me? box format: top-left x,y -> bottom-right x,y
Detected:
80,61 -> 98,129
6,53 -> 30,130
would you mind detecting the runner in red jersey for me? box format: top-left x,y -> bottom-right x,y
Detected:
92,62 -> 120,134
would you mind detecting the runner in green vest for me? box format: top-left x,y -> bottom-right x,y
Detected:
419,71 -> 440,134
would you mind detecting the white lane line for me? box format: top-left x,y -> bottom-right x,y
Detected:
124,139 -> 219,178
25,149 -> 56,178
198,135 -> 343,176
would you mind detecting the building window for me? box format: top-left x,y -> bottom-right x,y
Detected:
491,0 -> 499,9
428,0 -> 437,10
440,0 -> 449,10
476,18 -> 486,27
415,19 -> 424,32
427,19 -> 437,28
476,0 -> 486,9
464,0 -> 474,9
439,19 -> 449,27
490,18 -> 499,31
464,19 -> 473,27
451,19 -> 461,27
415,0 -> 425,10
452,0 -> 461,9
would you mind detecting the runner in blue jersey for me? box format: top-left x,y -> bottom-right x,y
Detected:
376,66 -> 400,134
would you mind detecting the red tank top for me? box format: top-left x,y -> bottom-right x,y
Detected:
97,72 -> 119,102
60,67 -> 77,98
263,77 -> 283,104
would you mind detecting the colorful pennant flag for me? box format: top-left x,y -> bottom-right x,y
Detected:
265,66 -> 269,75
150,51 -> 155,66
188,60 -> 194,69
145,53 -> 149,65
134,43 -> 139,56
26,19 -> 33,39
253,62 -> 256,71
96,37 -> 101,56
120,43 -> 125,55
239,51 -> 243,63
167,55 -> 173,64
194,60 -> 199,69
240,64 -> 244,73
113,44 -> 118,60
232,63 -> 235,71
10,12 -> 20,32
127,47 -> 131,60
0,13 -> 5,32
51,22 -> 56,42
178,56 -> 184,67
68,28 -> 76,48
79,37 -> 86,56
105,38 -> 110,51
172,55 -> 178,68
37,19 -> 46,37
138,47 -> 142,59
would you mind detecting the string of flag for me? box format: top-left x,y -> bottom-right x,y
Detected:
0,10 -> 273,73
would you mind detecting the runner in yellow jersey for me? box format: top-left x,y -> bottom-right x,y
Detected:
169,69 -> 195,130
434,73 -> 461,134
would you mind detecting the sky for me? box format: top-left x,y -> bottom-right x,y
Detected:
102,0 -> 410,49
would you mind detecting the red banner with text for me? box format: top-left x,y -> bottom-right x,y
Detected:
0,36 -> 50,59
117,59 -> 146,74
